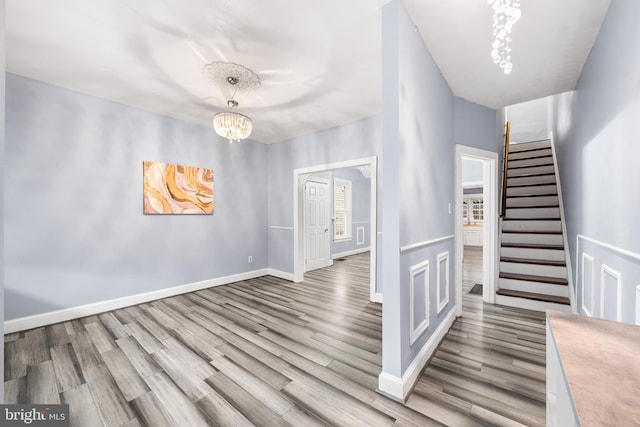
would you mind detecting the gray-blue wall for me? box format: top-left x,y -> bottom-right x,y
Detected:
4,74 -> 268,320
382,0 -> 455,378
1,0 -> 6,398
381,1 -> 498,381
551,0 -> 640,324
266,115 -> 382,280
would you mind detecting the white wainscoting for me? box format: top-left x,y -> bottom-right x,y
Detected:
581,253 -> 595,317
357,226 -> 365,245
378,308 -> 456,401
600,264 -> 622,322
437,252 -> 450,314
5,268 -> 271,333
409,260 -> 430,345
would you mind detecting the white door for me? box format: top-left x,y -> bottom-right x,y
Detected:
305,179 -> 331,272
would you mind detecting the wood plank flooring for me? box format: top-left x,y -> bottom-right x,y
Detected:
5,250 -> 545,426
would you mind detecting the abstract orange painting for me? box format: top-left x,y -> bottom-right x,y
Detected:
143,161 -> 214,214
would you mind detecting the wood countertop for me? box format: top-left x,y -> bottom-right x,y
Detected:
547,310 -> 640,426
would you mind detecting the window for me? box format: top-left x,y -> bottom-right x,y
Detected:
334,178 -> 352,241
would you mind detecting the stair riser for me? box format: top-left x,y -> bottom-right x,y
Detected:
502,219 -> 561,232
495,294 -> 571,313
507,165 -> 555,177
508,174 -> 556,186
501,233 -> 563,245
505,207 -> 560,219
501,246 -> 565,261
500,262 -> 567,278
508,156 -> 554,168
507,184 -> 557,196
508,148 -> 552,160
508,140 -> 552,151
506,195 -> 559,207
499,278 -> 570,297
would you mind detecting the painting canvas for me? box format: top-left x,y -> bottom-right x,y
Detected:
143,161 -> 214,214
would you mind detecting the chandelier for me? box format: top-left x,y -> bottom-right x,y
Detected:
202,62 -> 260,143
488,0 -> 522,74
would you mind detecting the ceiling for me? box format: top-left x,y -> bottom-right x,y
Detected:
6,0 -> 611,144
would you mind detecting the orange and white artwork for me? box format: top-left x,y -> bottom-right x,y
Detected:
143,161 -> 214,214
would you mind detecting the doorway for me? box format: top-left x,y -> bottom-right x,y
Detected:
455,145 -> 498,316
304,177 -> 332,272
293,156 -> 380,303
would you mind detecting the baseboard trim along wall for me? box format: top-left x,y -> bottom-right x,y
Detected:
267,268 -> 295,282
4,268 -> 272,334
378,307 -> 457,401
331,247 -> 371,259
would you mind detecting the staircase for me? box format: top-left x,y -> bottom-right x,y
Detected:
496,139 -> 571,312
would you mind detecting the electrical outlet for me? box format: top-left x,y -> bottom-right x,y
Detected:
248,256 -> 253,263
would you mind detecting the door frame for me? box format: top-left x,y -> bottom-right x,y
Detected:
455,145 -> 498,315
303,177 -> 332,272
293,156 -> 380,303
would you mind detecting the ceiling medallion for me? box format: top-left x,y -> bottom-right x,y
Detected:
488,0 -> 522,75
202,62 -> 261,143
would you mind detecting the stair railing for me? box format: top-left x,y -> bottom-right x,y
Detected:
500,121 -> 511,218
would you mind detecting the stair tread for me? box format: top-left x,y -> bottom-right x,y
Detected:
501,257 -> 566,267
507,154 -> 553,162
507,172 -> 556,178
506,204 -> 559,209
507,193 -> 558,198
507,182 -> 557,188
509,144 -> 551,154
508,163 -> 554,170
502,230 -> 563,235
496,289 -> 570,305
502,217 -> 560,221
502,242 -> 564,250
499,272 -> 568,286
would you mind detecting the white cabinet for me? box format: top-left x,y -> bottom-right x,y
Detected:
546,322 -> 578,427
463,227 -> 483,246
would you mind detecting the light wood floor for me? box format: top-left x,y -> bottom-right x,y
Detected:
4,249 -> 545,426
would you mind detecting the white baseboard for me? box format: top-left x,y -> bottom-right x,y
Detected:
267,269 -> 295,282
4,268 -> 270,334
332,247 -> 371,259
378,307 -> 457,401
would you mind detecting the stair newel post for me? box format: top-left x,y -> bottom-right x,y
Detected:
501,121 -> 511,218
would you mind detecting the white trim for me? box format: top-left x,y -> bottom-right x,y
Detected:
455,145 -> 499,315
462,180 -> 484,189
267,269 -> 295,282
437,252 -> 450,313
294,156 -> 378,303
377,307 -> 456,401
399,235 -> 454,253
600,264 -> 622,322
332,247 -> 370,260
357,227 -> 365,245
577,234 -> 640,262
549,134 -> 576,313
580,253 -> 595,317
353,221 -> 369,224
636,286 -> 640,326
4,268 -> 270,334
268,226 -> 294,230
409,260 -> 430,345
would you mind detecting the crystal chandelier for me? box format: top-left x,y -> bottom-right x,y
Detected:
202,62 -> 260,143
488,0 -> 522,74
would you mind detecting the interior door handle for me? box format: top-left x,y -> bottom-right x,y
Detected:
324,229 -> 328,232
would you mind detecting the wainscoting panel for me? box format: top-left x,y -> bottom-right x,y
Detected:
581,253 -> 595,317
600,264 -> 621,322
575,235 -> 640,324
437,252 -> 450,314
409,260 -> 430,345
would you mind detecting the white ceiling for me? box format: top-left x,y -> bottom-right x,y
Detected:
6,0 -> 611,144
